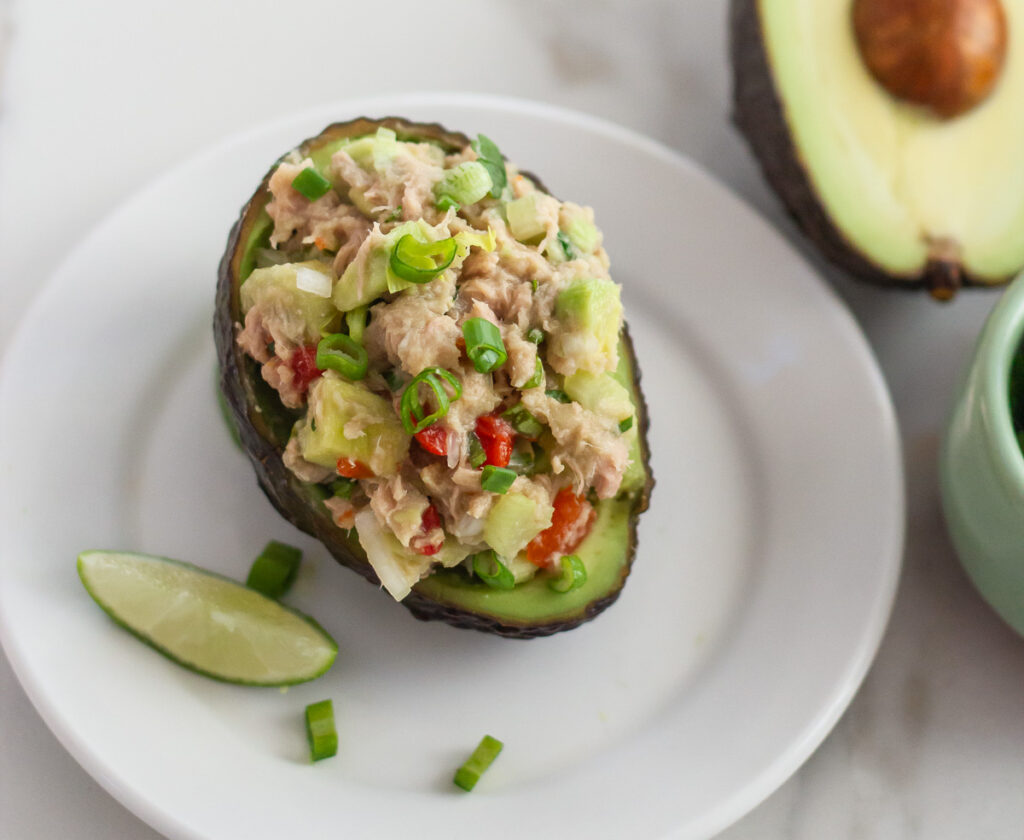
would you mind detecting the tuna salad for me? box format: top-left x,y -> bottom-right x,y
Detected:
231,125 -> 647,602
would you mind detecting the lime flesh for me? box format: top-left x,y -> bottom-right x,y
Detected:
78,550 -> 337,685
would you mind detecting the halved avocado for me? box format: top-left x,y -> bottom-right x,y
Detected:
731,0 -> 1024,299
214,117 -> 653,638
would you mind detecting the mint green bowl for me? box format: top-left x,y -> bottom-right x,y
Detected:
942,274 -> 1024,636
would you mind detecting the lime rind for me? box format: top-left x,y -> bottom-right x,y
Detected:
77,550 -> 337,686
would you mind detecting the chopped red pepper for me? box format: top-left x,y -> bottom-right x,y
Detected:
414,425 -> 448,456
290,345 -> 322,393
475,415 -> 514,468
413,504 -> 443,556
526,489 -> 596,567
336,458 -> 374,479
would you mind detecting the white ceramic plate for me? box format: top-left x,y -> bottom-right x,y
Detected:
0,94 -> 903,840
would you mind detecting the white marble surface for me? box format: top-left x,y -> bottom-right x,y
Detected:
2,1 -> 1024,837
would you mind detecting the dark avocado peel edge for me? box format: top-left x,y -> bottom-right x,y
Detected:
729,0 -> 1013,300
214,117 -> 653,638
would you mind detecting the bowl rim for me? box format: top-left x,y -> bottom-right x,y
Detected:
978,273 -> 1024,497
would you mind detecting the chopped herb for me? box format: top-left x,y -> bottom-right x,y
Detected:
305,699 -> 338,762
291,167 -> 332,201
471,134 -> 507,198
400,367 -> 462,434
384,206 -> 403,222
507,439 -> 536,475
267,341 -> 276,357
331,477 -> 357,499
384,369 -> 404,391
467,431 -> 487,468
545,388 -> 571,404
481,465 -> 516,494
454,735 -> 504,791
316,333 -> 369,380
548,554 -> 587,593
246,540 -> 302,599
310,418 -> 317,432
471,550 -> 515,590
618,416 -> 634,433
557,230 -> 576,260
390,234 -> 457,284
525,328 -> 544,344
436,195 -> 460,212
462,318 -> 507,374
521,356 -> 544,389
502,404 -> 544,439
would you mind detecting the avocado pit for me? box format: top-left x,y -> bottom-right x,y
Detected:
852,0 -> 1008,118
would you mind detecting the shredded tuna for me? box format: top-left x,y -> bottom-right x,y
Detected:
261,357 -> 306,410
366,472 -> 430,549
283,435 -> 334,483
520,390 -> 629,499
324,496 -> 356,530
266,158 -> 370,252
365,279 -> 462,375
420,461 -> 494,541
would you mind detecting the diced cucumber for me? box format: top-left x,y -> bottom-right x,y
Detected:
559,204 -> 602,254
240,261 -> 340,344
483,493 -> 554,559
506,193 -> 550,244
550,277 -> 623,374
563,371 -> 634,424
296,375 -> 410,476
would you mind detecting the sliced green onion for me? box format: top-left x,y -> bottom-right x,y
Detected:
462,318 -> 507,373
502,404 -> 544,439
618,416 -> 634,433
467,431 -> 487,468
345,306 -> 368,344
481,465 -> 516,494
557,230 -> 576,260
305,699 -> 338,762
330,477 -> 357,499
521,357 -> 544,390
545,388 -> 571,404
471,134 -> 507,199
436,195 -> 460,212
454,734 -> 504,791
291,167 -> 332,201
435,161 -> 493,207
548,554 -> 587,593
471,550 -> 515,590
389,234 -> 457,284
246,540 -> 302,599
316,333 -> 369,380
384,206 -> 403,222
400,367 -> 462,434
526,328 -> 544,344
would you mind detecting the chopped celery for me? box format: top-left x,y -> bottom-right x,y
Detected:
435,161 -> 492,207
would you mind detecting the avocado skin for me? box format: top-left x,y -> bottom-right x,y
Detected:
215,117 -> 652,638
729,0 -> 1002,300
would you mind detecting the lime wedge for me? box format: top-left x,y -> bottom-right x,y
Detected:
77,550 -> 337,685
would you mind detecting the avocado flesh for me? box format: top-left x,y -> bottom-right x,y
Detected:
215,117 -> 652,638
414,499 -> 633,627
733,0 -> 1024,291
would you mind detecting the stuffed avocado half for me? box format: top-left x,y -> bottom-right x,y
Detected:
215,117 -> 652,638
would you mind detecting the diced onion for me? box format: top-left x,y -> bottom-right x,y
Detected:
295,266 -> 332,298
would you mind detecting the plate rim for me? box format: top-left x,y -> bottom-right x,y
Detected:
0,91 -> 905,840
